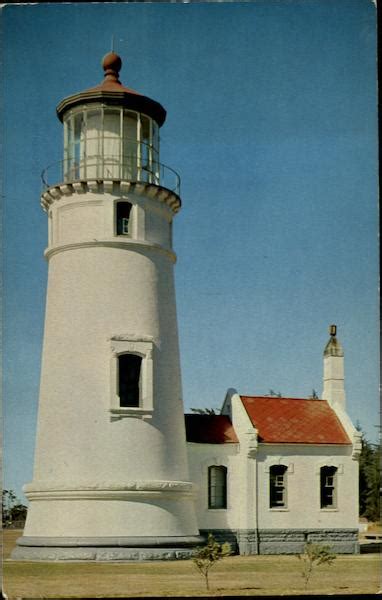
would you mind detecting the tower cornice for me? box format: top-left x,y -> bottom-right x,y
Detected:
41,180 -> 181,214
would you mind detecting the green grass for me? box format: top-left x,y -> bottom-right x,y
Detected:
2,530 -> 381,598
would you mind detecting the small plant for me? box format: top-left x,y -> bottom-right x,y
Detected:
192,533 -> 231,591
297,542 -> 336,589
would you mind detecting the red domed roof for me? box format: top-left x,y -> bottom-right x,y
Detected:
56,52 -> 166,126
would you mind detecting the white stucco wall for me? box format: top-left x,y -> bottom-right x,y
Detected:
187,440 -> 358,534
255,444 -> 359,530
24,186 -> 199,540
49,190 -> 173,252
186,443 -> 239,531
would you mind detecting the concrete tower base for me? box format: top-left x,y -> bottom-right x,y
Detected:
11,535 -> 205,561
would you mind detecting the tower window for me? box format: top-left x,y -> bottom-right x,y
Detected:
320,466 -> 337,508
118,354 -> 142,407
270,465 -> 287,508
116,202 -> 132,236
208,466 -> 227,509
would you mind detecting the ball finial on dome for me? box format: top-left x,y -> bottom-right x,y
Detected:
102,52 -> 122,81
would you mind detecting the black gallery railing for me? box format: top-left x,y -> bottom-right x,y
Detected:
41,154 -> 181,196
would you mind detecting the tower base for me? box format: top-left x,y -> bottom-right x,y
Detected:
11,535 -> 205,561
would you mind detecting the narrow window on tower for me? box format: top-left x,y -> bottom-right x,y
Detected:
208,465 -> 227,509
320,466 -> 337,509
269,465 -> 287,508
118,354 -> 142,407
116,202 -> 132,236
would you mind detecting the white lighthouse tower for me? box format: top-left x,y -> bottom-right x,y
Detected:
13,52 -> 202,560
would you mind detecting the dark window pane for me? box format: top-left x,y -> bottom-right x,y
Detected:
116,202 -> 132,236
270,465 -> 287,508
320,466 -> 337,508
208,466 -> 227,509
118,354 -> 142,407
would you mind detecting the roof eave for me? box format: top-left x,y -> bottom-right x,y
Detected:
186,440 -> 239,445
56,90 -> 167,126
258,441 -> 352,446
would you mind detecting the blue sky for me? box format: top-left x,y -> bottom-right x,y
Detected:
2,0 -> 378,503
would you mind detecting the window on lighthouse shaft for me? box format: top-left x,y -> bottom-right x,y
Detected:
118,354 -> 142,407
116,202 -> 132,235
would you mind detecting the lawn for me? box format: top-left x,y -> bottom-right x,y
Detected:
2,530 -> 381,598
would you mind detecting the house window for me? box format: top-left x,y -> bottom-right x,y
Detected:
208,466 -> 227,509
320,466 -> 337,508
116,202 -> 132,235
118,354 -> 142,407
270,465 -> 287,508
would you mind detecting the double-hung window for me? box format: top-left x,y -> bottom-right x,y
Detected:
208,466 -> 227,509
270,465 -> 287,508
320,466 -> 337,508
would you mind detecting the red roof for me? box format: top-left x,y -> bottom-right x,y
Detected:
241,396 -> 351,445
185,415 -> 238,444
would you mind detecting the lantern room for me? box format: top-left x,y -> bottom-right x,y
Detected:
46,52 -> 179,193
61,105 -> 160,183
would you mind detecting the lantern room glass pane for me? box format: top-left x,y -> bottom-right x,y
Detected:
63,116 -> 74,181
104,109 -> 121,136
152,122 -> 159,154
86,109 -> 102,178
74,112 -> 84,141
73,112 -> 85,178
140,115 -> 151,182
104,109 -> 121,178
152,123 -> 160,183
122,111 -> 138,180
141,115 -> 150,143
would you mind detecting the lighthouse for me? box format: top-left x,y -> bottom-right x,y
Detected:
13,52 -> 202,560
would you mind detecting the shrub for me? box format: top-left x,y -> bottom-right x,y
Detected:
192,533 -> 231,590
297,542 -> 336,589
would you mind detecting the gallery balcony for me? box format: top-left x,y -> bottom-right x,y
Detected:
40,152 -> 181,213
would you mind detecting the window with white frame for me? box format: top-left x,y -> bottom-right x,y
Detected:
118,354 -> 142,407
320,466 -> 337,509
269,464 -> 287,508
208,465 -> 227,509
116,201 -> 132,236
110,335 -> 154,415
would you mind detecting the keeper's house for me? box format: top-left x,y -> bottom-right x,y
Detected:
185,326 -> 362,554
